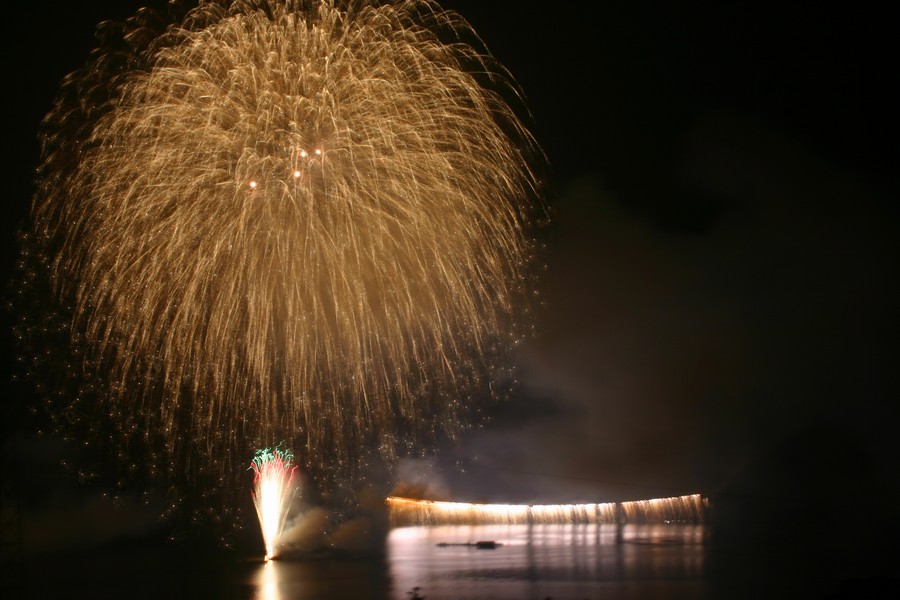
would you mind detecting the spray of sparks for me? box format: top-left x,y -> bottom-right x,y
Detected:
251,446 -> 299,559
26,0 -> 541,505
386,494 -> 708,527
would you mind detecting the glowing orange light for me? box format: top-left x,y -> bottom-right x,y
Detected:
385,494 -> 706,527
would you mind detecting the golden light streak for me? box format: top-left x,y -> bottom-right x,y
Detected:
385,494 -> 707,527
27,0 -> 542,508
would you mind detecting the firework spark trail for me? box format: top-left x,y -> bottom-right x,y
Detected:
27,0 -> 541,507
385,495 -> 708,527
251,446 -> 300,558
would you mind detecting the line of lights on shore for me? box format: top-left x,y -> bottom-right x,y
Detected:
386,494 -> 707,527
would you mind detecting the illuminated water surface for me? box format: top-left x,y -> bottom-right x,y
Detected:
245,523 -> 708,599
22,523 -> 707,598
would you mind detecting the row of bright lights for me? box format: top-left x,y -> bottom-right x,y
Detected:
386,494 -> 706,525
387,494 -> 702,511
248,148 -> 323,189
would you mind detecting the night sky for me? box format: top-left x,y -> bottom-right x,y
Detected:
3,0 -> 898,593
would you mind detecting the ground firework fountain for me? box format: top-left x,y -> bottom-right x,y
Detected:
250,446 -> 299,559
23,0 -> 542,522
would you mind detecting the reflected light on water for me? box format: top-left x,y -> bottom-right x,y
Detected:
244,523 -> 707,599
256,560 -> 280,600
242,496 -> 709,599
246,553 -> 393,600
388,523 -> 708,600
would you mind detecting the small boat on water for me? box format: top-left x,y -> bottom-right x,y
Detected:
436,540 -> 501,549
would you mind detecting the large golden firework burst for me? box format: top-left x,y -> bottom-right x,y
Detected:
28,0 -> 541,511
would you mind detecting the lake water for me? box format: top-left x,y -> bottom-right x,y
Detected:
18,523 -> 708,598
245,523 -> 708,599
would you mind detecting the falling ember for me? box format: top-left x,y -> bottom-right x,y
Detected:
251,446 -> 299,560
23,0 -> 543,512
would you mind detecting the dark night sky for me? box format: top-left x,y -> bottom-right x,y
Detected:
3,0 -> 899,581
404,1 -> 900,506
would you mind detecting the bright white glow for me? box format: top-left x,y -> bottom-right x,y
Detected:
293,170 -> 301,178
251,448 -> 299,560
260,477 -> 281,558
386,494 -> 706,527
249,180 -> 258,189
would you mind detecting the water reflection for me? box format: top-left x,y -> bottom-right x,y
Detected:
388,524 -> 706,599
245,555 -> 391,600
246,523 -> 707,599
255,561 -> 279,600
